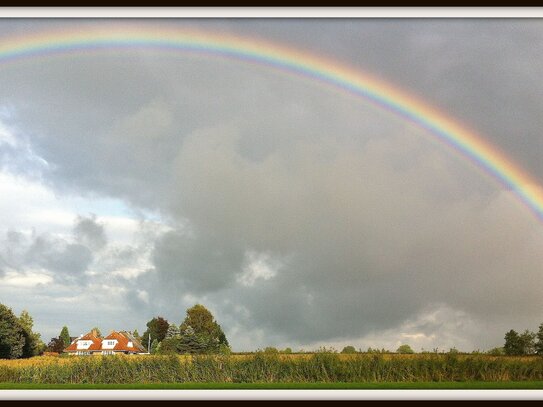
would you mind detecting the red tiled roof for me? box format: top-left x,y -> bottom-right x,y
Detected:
104,331 -> 146,352
64,332 -> 102,352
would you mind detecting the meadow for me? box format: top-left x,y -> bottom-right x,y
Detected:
1,353 -> 543,387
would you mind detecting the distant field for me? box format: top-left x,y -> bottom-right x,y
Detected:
1,353 -> 543,385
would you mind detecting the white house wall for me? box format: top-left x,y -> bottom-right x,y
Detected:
76,340 -> 93,350
101,339 -> 118,349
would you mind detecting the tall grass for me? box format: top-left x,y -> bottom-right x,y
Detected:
1,353 -> 543,384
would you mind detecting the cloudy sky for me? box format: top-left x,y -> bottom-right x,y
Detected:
1,16 -> 543,352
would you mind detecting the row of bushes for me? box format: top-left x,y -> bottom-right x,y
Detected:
1,353 -> 543,384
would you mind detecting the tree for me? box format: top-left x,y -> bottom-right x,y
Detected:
519,329 -> 536,355
165,323 -> 180,339
158,337 -> 181,355
150,339 -> 159,354
504,329 -> 523,355
536,323 -> 543,355
59,326 -> 71,348
283,348 -> 293,354
177,325 -> 207,354
396,344 -> 414,354
19,310 -> 43,357
46,337 -> 65,353
132,329 -> 140,340
219,343 -> 232,355
179,304 -> 229,354
142,316 -> 169,348
90,327 -> 102,337
0,304 -> 25,359
18,310 -> 33,333
487,347 -> 505,356
341,346 -> 357,354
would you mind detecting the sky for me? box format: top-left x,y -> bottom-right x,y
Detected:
1,16 -> 543,352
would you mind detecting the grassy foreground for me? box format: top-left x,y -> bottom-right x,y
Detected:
1,381 -> 543,390
1,353 -> 543,385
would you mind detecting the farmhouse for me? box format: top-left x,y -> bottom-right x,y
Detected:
64,329 -> 146,355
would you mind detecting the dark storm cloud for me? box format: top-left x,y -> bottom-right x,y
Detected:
1,19 -> 543,349
159,123 -> 543,344
153,230 -> 244,294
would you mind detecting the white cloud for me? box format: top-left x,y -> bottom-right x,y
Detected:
136,289 -> 149,304
0,269 -> 53,288
237,251 -> 282,286
0,120 -> 17,147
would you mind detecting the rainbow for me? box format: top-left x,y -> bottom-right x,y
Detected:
1,24 -> 542,221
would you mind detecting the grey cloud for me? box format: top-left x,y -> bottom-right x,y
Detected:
152,230 -> 244,294
73,214 -> 107,251
205,19 -> 543,184
0,255 -> 7,277
24,236 -> 92,280
147,121 -> 543,344
0,220 -> 163,342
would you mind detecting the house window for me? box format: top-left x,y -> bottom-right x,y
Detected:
107,341 -> 115,346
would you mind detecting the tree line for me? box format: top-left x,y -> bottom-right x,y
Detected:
142,304 -> 230,355
501,323 -> 543,356
1,302 -> 229,359
46,304 -> 230,356
3,299 -> 543,359
0,304 -> 45,359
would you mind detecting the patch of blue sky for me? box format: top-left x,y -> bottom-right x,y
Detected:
64,194 -> 163,224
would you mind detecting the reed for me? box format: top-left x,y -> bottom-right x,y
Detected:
1,353 -> 542,384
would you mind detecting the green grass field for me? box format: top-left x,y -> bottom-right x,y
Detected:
1,381 -> 543,390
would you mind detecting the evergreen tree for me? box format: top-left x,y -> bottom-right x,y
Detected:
177,325 -> 207,354
165,323 -> 180,339
59,326 -> 71,348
